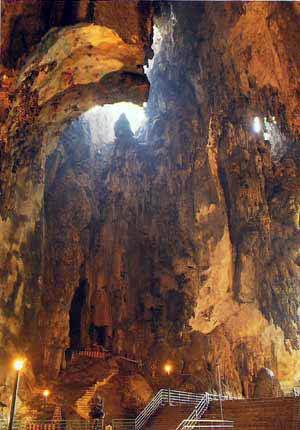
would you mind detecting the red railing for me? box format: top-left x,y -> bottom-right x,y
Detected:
70,349 -> 109,363
26,425 -> 56,430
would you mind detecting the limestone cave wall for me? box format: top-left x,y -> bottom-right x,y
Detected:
1,0 -> 300,412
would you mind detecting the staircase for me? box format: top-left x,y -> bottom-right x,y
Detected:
113,390 -> 210,430
203,397 -> 300,429
75,371 -> 117,418
113,391 -> 300,430
143,406 -> 194,430
76,385 -> 97,419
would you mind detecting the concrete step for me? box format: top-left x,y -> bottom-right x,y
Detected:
203,398 -> 300,430
135,397 -> 300,430
143,405 -> 194,430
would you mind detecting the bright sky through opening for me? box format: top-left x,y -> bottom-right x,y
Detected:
88,102 -> 146,134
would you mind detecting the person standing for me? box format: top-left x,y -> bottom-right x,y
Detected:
90,394 -> 105,430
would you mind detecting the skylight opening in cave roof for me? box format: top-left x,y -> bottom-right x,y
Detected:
82,102 -> 146,145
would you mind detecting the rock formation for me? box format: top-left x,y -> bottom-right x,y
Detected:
253,368 -> 283,398
1,0 -> 300,415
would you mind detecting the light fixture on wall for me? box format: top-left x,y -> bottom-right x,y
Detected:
164,362 -> 173,405
253,116 -> 262,134
164,363 -> 173,376
43,389 -> 50,409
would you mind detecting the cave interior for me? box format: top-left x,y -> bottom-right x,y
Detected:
1,0 -> 300,425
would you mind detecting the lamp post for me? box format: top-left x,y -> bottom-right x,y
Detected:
43,390 -> 50,410
216,359 -> 224,422
164,363 -> 173,405
8,359 -> 24,430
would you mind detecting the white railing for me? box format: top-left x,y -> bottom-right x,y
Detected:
182,419 -> 234,429
160,390 -> 204,406
112,419 -> 136,430
207,394 -> 241,401
135,389 -> 203,430
112,390 -> 239,430
112,390 -> 205,430
135,389 -> 163,430
176,393 -> 210,430
293,388 -> 300,397
0,420 -> 97,430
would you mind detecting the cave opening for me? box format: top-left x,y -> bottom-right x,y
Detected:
89,324 -> 109,349
51,100 -> 147,175
79,102 -> 146,148
96,326 -> 107,347
69,280 -> 87,351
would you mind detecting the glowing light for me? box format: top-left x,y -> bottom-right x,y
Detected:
164,363 -> 173,376
13,359 -> 24,371
85,102 -> 146,137
253,117 -> 261,133
43,389 -> 50,398
108,102 -> 146,134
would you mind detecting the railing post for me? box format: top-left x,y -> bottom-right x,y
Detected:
216,362 -> 224,423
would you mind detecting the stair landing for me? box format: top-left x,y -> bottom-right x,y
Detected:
204,397 -> 300,430
143,405 -> 194,430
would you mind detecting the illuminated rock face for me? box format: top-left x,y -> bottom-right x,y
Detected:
1,0 -> 300,408
151,2 -> 300,393
0,0 -> 152,398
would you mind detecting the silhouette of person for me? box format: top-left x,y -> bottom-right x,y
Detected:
90,395 -> 105,430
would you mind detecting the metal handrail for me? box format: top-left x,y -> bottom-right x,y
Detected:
161,391 -> 204,405
0,421 -> 94,424
112,420 -> 136,423
0,421 -> 97,430
112,420 -> 135,430
113,389 -> 207,430
2,420 -> 94,423
177,392 -> 241,430
135,389 -> 206,430
176,393 -> 210,430
113,390 -> 240,430
293,388 -> 300,397
135,389 -> 163,430
182,420 -> 234,429
207,394 -> 241,401
4,391 -> 239,430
